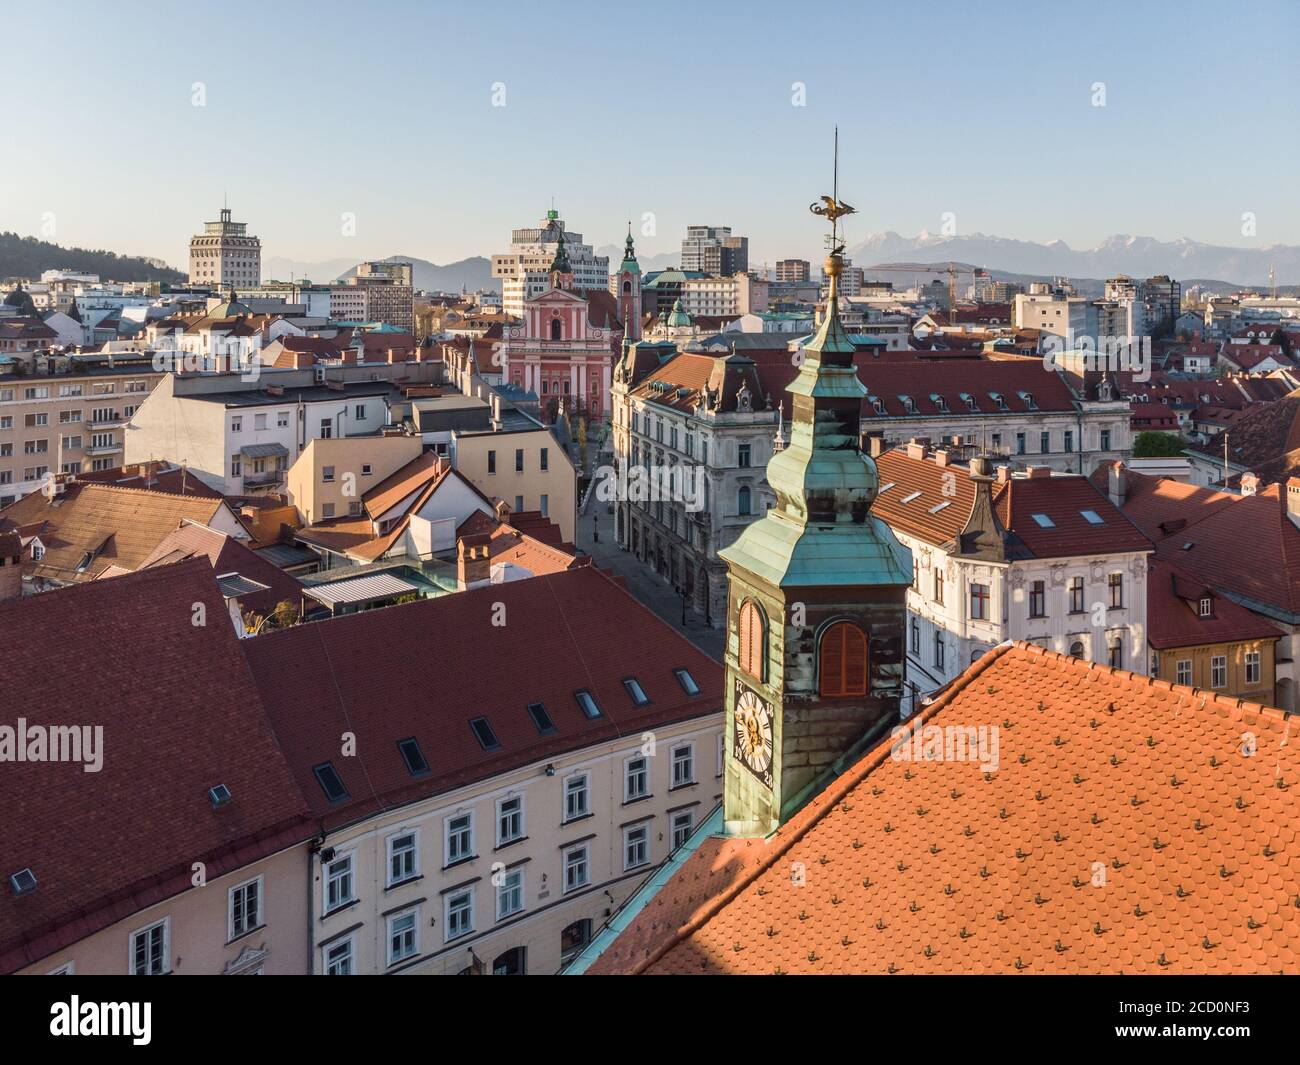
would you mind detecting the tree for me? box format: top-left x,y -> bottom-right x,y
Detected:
1271,327 -> 1292,357
1132,431 -> 1186,458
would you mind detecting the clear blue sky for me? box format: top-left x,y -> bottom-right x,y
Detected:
3,0 -> 1296,272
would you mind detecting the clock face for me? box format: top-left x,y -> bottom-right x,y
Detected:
733,681 -> 774,789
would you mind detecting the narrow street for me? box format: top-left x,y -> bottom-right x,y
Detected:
574,451 -> 724,663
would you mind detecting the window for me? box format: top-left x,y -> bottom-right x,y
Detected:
59,409 -> 81,424
574,689 -> 603,718
324,936 -> 354,975
496,795 -> 524,846
324,852 -> 355,912
1069,577 -> 1085,613
1031,513 -> 1056,528
671,743 -> 695,787
445,813 -> 474,864
623,678 -> 650,706
526,702 -> 555,734
738,485 -> 751,515
361,463 -> 372,476
738,443 -> 751,467
1108,639 -> 1124,669
560,919 -> 592,964
1029,580 -> 1046,618
445,890 -> 474,942
933,631 -> 945,670
1063,430 -> 1074,452
277,411 -> 290,428
1198,597 -> 1213,617
563,844 -> 590,893
514,495 -> 523,514
321,503 -> 335,519
933,569 -> 944,605
131,920 -> 168,975
625,756 -> 649,801
254,413 -> 267,430
539,447 -> 548,472
230,454 -> 242,478
564,773 -> 590,821
388,832 -> 418,885
1070,641 -> 1086,659
1100,429 -> 1112,451
970,583 -> 990,620
496,868 -> 524,920
492,946 -> 526,975
469,716 -> 500,750
819,620 -> 869,697
540,494 -> 548,517
671,809 -> 695,850
313,762 -> 349,803
738,600 -> 766,680
231,416 -> 242,433
673,668 -> 700,695
1082,510 -> 1105,525
515,448 -> 524,472
386,909 -> 418,966
319,418 -> 332,439
229,877 -> 261,939
624,824 -> 650,870
1040,430 -> 1050,453
397,737 -> 429,776
354,404 -> 366,420
322,465 -> 335,483
910,616 -> 920,653
1108,573 -> 1123,608
1016,432 -> 1026,455
1211,655 -> 1227,689
1246,651 -> 1261,685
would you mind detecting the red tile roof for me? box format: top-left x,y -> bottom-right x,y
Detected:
872,449 -> 1151,559
135,521 -> 306,618
1146,558 -> 1283,649
591,641 -> 1300,974
243,566 -> 722,830
0,560 -> 314,973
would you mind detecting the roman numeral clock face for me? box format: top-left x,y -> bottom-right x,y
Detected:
733,681 -> 774,789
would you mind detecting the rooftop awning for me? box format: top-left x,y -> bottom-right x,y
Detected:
240,442 -> 289,459
304,572 -> 419,609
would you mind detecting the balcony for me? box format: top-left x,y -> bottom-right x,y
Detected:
242,469 -> 284,488
84,442 -> 123,457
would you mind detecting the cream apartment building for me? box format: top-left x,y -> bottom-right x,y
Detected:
0,359 -> 161,506
305,713 -> 722,975
287,434 -> 423,524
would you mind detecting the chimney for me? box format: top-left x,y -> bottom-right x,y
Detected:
865,435 -> 887,459
490,392 -> 502,430
995,464 -> 1011,484
1107,461 -> 1127,506
456,533 -> 492,590
1286,478 -> 1300,530
1240,471 -> 1259,497
905,437 -> 928,461
0,535 -> 21,604
933,448 -> 950,468
1027,466 -> 1052,479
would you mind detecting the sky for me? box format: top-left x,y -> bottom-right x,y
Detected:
2,0 -> 1297,273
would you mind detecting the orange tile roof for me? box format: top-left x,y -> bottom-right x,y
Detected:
591,642 -> 1300,974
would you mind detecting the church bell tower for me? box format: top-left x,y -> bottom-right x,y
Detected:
616,223 -> 642,342
718,134 -> 912,837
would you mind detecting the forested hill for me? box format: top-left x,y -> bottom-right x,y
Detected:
0,232 -> 186,284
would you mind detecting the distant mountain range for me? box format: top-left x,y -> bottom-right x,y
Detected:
847,232 -> 1300,288
265,254 -> 497,293
0,232 -> 187,285
594,245 -> 680,275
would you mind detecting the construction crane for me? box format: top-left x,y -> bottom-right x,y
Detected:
855,261 -> 977,310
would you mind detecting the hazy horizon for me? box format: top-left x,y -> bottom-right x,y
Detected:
3,0 -> 1297,272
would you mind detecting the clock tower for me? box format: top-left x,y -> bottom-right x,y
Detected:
718,147 -> 912,836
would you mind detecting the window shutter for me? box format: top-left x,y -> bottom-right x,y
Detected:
821,622 -> 868,697
738,602 -> 753,676
821,625 -> 845,695
844,625 -> 868,695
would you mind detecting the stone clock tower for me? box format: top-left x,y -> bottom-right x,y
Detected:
718,163 -> 911,837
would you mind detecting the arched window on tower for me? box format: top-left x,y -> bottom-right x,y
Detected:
622,279 -> 632,294
550,319 -> 563,341
738,485 -> 752,515
737,599 -> 766,681
819,621 -> 869,697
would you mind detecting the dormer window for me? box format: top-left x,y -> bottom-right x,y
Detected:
962,393 -> 978,411
1018,391 -> 1037,411
900,395 -> 916,414
1198,597 -> 1213,617
870,397 -> 884,414
990,392 -> 1008,411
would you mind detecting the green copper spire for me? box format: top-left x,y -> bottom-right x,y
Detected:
719,146 -> 910,589
620,222 -> 640,275
550,227 -> 571,275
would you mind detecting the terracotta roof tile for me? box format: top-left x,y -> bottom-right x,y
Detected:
591,642 -> 1300,974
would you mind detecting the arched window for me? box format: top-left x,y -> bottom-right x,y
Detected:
819,621 -> 868,697
550,319 -> 562,341
738,485 -> 752,515
622,280 -> 631,293
1069,641 -> 1085,658
738,599 -> 766,680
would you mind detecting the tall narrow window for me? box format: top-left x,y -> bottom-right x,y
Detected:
820,621 -> 869,697
738,600 -> 765,680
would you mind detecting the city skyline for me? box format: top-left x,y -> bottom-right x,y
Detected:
2,0 -> 1298,272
